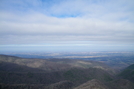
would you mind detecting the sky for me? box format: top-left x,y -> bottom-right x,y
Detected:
0,0 -> 134,52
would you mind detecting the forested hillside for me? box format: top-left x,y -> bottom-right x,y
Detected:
0,54 -> 134,89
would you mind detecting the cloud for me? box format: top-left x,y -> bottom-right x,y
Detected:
0,0 -> 134,45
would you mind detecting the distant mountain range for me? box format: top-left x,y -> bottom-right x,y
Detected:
2,52 -> 134,70
0,54 -> 134,89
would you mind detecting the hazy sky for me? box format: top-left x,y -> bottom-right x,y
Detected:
0,0 -> 134,52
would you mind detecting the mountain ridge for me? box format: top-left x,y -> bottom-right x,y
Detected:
0,54 -> 134,89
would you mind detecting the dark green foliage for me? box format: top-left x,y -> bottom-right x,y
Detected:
64,69 -> 86,82
27,72 -> 33,78
0,84 -> 46,89
0,71 -> 64,84
118,64 -> 134,83
44,81 -> 73,89
103,74 -> 113,81
126,64 -> 134,70
105,79 -> 134,89
63,68 -> 114,86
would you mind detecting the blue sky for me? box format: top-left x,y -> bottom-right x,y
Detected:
0,0 -> 134,52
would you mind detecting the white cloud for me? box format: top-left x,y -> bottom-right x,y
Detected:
0,0 -> 134,45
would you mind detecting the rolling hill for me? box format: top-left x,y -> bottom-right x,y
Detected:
0,54 -> 134,89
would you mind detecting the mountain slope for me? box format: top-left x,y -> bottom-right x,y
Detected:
2,54 -> 134,89
106,79 -> 134,89
118,64 -> 134,82
0,54 -> 72,72
0,81 -> 73,89
0,54 -> 114,86
74,79 -> 109,89
63,68 -> 114,85
0,64 -> 114,86
0,54 -> 116,74
0,62 -> 43,72
47,58 -> 116,74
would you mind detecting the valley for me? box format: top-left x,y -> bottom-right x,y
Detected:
0,52 -> 134,89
